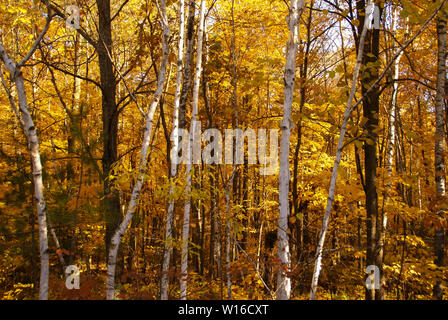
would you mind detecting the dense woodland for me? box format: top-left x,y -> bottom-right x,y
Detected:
0,0 -> 448,300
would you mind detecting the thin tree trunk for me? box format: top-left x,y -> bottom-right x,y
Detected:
292,2 -> 312,263
106,0 -> 170,300
433,5 -> 446,300
180,0 -> 206,300
221,0 -> 242,301
309,3 -> 370,299
161,0 -> 186,300
1,43 -> 50,300
179,0 -> 197,129
359,1 -> 382,301
69,33 -> 82,265
2,70 -> 67,276
382,5 -> 405,300
277,0 -> 305,300
94,0 -> 123,261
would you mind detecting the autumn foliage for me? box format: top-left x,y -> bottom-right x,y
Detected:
0,0 -> 448,300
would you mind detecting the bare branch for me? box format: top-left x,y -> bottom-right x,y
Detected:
17,10 -> 53,68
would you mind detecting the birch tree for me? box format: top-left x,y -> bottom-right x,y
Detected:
180,0 -> 206,300
42,0 -> 124,257
309,0 -> 446,299
276,0 -> 305,300
381,5 -> 407,300
308,0 -> 372,300
0,12 -> 52,300
433,2 -> 446,300
179,0 -> 197,129
106,0 -> 170,300
223,0 -> 240,300
160,0 -> 186,300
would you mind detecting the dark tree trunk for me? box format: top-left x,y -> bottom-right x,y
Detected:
96,0 -> 121,257
356,0 -> 383,300
179,0 -> 196,129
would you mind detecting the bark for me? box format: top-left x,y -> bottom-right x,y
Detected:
309,2 -> 371,299
434,6 -> 446,299
241,158 -> 248,251
106,0 -> 170,300
180,0 -> 206,300
179,0 -> 197,129
382,6 -> 406,300
292,2 -> 312,262
277,0 -> 305,300
308,0 -> 445,300
70,33 -> 82,264
0,44 -> 50,300
222,0 -> 241,301
161,0 -> 186,300
359,0 -> 382,300
225,188 -> 233,299
201,27 -> 218,280
96,0 -> 122,258
68,33 -> 81,182
435,0 -> 447,201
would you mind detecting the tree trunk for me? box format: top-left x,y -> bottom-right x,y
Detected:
382,5 -> 405,300
277,0 -> 305,300
180,0 -> 206,300
161,0 -> 186,300
309,2 -> 371,299
292,2 -> 312,262
356,0 -> 382,301
433,6 -> 447,300
179,0 -> 197,129
106,0 -> 170,300
0,44 -> 50,300
96,0 -> 122,258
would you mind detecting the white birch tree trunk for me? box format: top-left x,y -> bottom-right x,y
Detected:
276,0 -> 304,300
385,8 -> 403,205
223,0 -> 240,300
381,7 -> 405,295
433,6 -> 446,299
435,12 -> 446,201
106,0 -> 170,300
385,7 -> 400,194
309,2 -> 371,299
180,0 -> 206,300
0,44 -> 50,300
306,0 -> 445,300
161,0 -> 185,300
